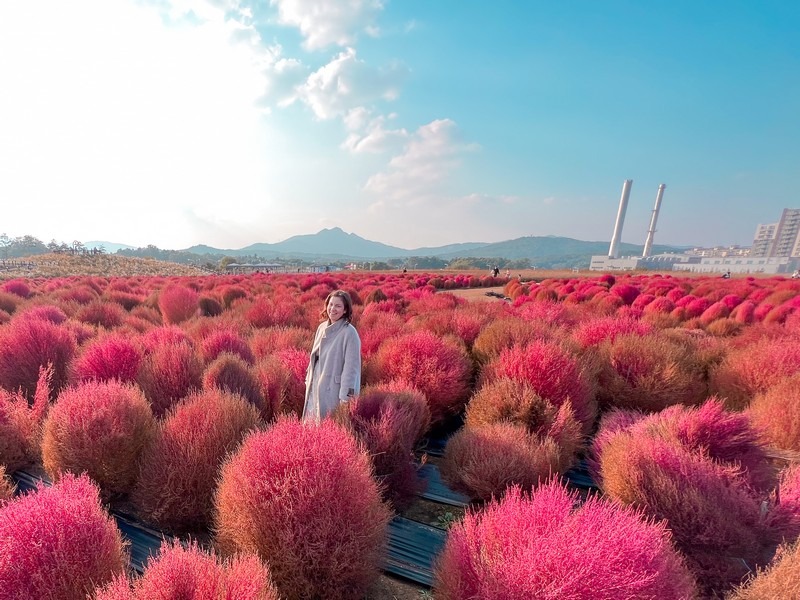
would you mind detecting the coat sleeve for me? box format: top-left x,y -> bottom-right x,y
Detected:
306,323 -> 325,388
338,325 -> 362,401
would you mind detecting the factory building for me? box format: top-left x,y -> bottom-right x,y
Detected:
589,184 -> 799,274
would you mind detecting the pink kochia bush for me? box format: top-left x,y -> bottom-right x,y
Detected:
93,542 -> 279,600
131,389 -> 261,531
445,378 -> 584,501
0,366 -> 51,473
464,378 -> 583,460
572,316 -> 654,348
71,333 -> 142,384
434,481 -> 697,599
598,415 -> 774,595
214,417 -> 391,600
0,474 -> 127,600
203,353 -> 265,411
333,382 -> 431,510
371,330 -> 473,424
137,341 -> 203,417
42,380 -> 156,497
0,316 -> 76,400
200,328 -> 255,365
596,332 -> 707,413
709,336 -> 800,410
480,341 -> 596,433
748,374 -> 800,452
441,422 -> 571,502
157,284 -> 199,324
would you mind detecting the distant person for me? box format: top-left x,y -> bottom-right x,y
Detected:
793,269 -> 800,279
721,270 -> 731,279
492,266 -> 500,277
505,268 -> 510,278
302,290 -> 361,424
403,267 -> 408,274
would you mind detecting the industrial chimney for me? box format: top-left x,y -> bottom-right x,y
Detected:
642,184 -> 666,258
608,179 -> 633,259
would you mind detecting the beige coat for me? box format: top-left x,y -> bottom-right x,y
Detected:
302,319 -> 361,423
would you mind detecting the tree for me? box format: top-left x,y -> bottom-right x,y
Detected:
71,240 -> 85,255
0,233 -> 10,259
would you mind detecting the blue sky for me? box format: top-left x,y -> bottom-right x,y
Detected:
1,0 -> 797,251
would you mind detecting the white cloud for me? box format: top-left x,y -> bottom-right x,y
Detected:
297,47 -> 407,119
341,110 -> 407,153
0,0 -> 283,248
363,119 -> 478,206
270,0 -> 384,50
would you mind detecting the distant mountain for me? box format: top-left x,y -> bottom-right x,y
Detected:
180,228 -> 688,268
184,228 -> 490,260
84,241 -> 136,253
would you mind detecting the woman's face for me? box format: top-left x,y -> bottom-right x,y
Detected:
326,296 -> 346,322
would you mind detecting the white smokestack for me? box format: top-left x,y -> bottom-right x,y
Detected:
642,184 -> 666,258
608,179 -> 633,259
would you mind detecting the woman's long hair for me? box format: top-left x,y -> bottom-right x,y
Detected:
321,290 -> 354,323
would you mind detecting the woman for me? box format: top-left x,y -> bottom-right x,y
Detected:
302,290 -> 361,423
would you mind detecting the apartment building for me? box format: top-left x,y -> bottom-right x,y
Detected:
751,209 -> 800,258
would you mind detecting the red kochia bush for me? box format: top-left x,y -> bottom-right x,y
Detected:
137,342 -> 203,417
609,282 -> 640,305
372,330 -> 473,424
599,431 -> 771,595
271,347 -> 309,415
333,382 -> 430,510
203,353 -> 265,411
709,336 -> 800,410
18,304 -> 69,324
441,423 -> 571,502
465,378 -> 583,460
480,341 -> 596,433
0,474 -> 126,600
215,417 -> 390,600
132,389 -> 261,531
434,481 -> 697,600
0,291 -> 20,314
200,329 -> 255,365
572,316 -> 653,348
93,542 -> 280,600
357,311 -> 407,359
253,356 -> 297,420
0,316 -> 76,400
42,380 -> 156,497
471,316 -> 553,364
1,279 -> 31,298
593,400 -> 775,492
157,284 -> 199,324
140,325 -> 193,351
748,373 -> 800,452
0,366 -> 50,473
76,300 -> 126,329
658,398 -> 775,492
250,325 -> 312,357
596,332 -> 707,413
72,333 -> 142,384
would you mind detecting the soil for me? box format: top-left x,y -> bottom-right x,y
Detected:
402,499 -> 466,530
447,285 -> 510,302
367,574 -> 431,600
